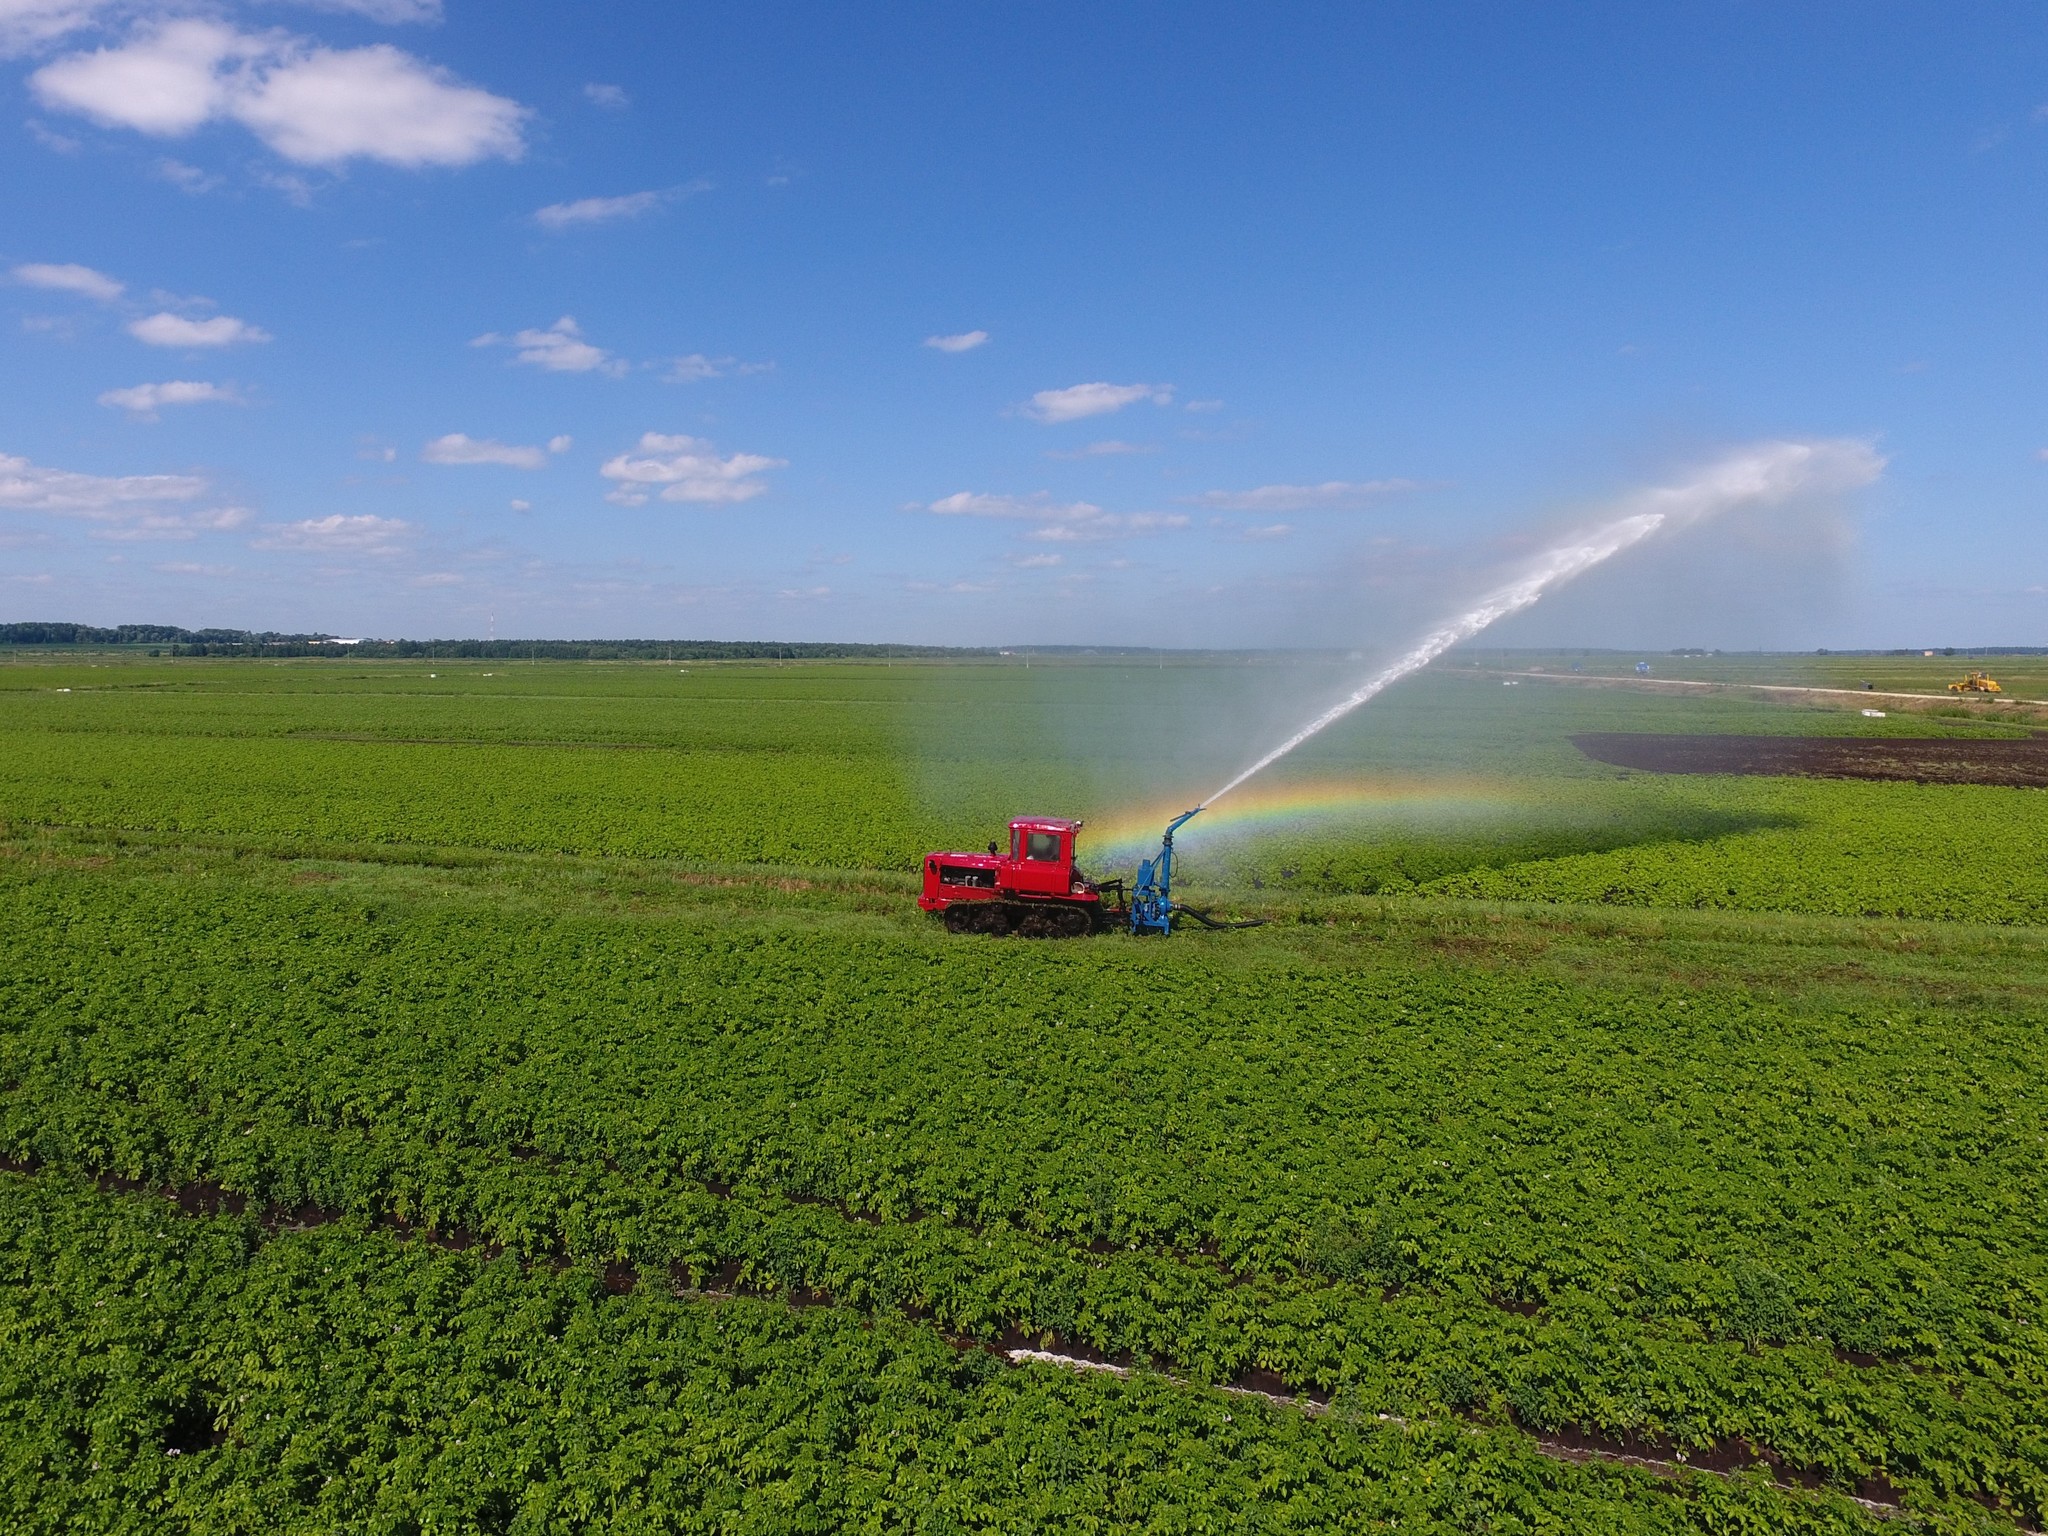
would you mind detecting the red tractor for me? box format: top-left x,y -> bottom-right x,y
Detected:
918,816 -> 1126,937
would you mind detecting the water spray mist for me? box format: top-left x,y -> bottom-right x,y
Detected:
1203,438 -> 1883,809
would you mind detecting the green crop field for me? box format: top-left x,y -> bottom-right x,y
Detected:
4,651 -> 2047,1533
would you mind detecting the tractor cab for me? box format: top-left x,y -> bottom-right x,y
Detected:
1002,816 -> 1083,898
1948,671 -> 2003,694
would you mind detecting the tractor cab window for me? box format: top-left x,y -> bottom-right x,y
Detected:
1024,831 -> 1062,862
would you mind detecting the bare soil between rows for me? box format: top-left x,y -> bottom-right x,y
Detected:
1573,733 -> 2048,787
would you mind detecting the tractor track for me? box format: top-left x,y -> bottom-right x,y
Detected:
1,1158 -> 2005,1529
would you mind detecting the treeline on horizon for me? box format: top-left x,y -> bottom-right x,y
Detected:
2,622 -> 2043,661
0,623 -> 990,661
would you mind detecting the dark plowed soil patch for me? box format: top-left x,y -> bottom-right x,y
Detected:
1573,733 -> 2048,787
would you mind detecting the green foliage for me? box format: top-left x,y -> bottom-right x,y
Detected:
3,655 -> 2047,1530
1420,777 -> 2048,922
1,846 -> 2044,1523
7,1175 -> 1898,1535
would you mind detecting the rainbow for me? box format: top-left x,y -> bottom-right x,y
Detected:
1078,774 -> 1524,861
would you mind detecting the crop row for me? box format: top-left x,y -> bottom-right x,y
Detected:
0,726 -> 944,867
1,1173 -> 1948,1535
2,850 -> 2043,1520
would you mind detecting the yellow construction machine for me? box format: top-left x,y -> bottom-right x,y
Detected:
1947,671 -> 2003,694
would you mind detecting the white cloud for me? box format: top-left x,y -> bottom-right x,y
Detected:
663,353 -> 770,382
924,491 -> 1104,521
534,189 -> 666,229
92,505 -> 252,541
1008,552 -> 1063,568
1045,438 -> 1155,460
30,19 -> 525,168
421,433 -> 548,469
0,447 -> 249,540
1189,478 -> 1421,513
288,0 -> 445,21
508,498 -> 530,512
1241,523 -> 1293,540
1027,511 -> 1188,542
25,117 -> 81,150
0,450 -> 205,512
1020,380 -> 1172,424
254,166 -> 316,204
237,42 -> 523,166
546,434 -> 571,453
666,353 -> 724,382
98,379 -> 240,417
253,512 -> 409,552
0,0 -> 107,57
33,21 -> 248,135
12,260 -> 123,302
599,432 -> 784,505
128,311 -> 271,347
473,316 -> 623,375
918,490 -> 1186,542
583,82 -> 629,109
1184,398 -> 1224,413
0,0 -> 424,35
156,157 -> 221,192
924,329 -> 988,353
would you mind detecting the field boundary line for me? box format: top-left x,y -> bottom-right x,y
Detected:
1482,668 -> 2048,722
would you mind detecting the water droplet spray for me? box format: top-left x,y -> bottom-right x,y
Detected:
1202,439 -> 1884,810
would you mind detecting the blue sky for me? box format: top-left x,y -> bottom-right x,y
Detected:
3,1 -> 2045,646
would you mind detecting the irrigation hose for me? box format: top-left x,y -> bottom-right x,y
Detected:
1174,906 -> 1268,930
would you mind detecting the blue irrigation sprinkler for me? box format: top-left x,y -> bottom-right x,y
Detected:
1128,807 -> 1204,935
